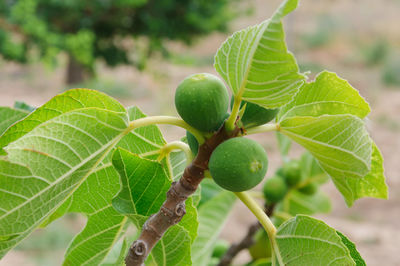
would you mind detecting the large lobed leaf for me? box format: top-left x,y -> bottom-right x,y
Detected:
0,89 -> 187,264
277,71 -> 387,205
214,0 -> 305,108
0,106 -> 128,258
276,215 -> 362,265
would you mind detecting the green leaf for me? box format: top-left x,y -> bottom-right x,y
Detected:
276,215 -> 356,265
111,147 -> 198,265
192,191 -> 236,266
278,71 -> 371,121
281,190 -> 331,216
276,71 -> 385,205
0,107 -> 29,136
279,115 -> 372,180
331,143 -> 388,206
0,106 -> 129,258
112,149 -> 171,216
0,89 -> 125,155
336,231 -> 366,266
60,106 -> 171,265
214,0 -> 305,108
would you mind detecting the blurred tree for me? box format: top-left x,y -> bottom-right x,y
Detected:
0,0 -> 237,84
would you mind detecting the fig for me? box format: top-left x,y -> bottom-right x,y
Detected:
175,73 -> 229,132
262,175 -> 288,203
282,160 -> 302,187
209,137 -> 268,192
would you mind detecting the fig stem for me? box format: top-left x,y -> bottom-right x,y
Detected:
245,123 -> 279,135
127,115 -> 205,144
234,191 -> 284,266
225,96 -> 242,131
157,141 -> 193,164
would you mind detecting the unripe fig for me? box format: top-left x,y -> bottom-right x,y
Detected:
249,229 -> 271,260
262,175 -> 288,203
175,73 -> 229,132
231,97 -> 279,128
209,137 -> 268,192
282,160 -> 302,187
186,131 -> 199,156
212,239 -> 229,258
298,182 -> 318,195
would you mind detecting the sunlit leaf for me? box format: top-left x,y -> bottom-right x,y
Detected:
214,0 -> 305,108
331,143 -> 388,206
276,215 -> 357,265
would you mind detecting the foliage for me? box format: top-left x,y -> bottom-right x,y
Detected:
0,0 -> 388,265
0,0 -> 236,73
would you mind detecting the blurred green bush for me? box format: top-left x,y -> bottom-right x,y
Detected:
0,0 -> 237,84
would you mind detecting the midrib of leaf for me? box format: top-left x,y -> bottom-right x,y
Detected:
235,23 -> 268,99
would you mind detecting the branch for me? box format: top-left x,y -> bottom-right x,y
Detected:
217,204 -> 275,266
125,125 -> 240,266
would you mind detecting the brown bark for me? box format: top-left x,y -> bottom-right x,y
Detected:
66,54 -> 91,85
125,125 -> 240,266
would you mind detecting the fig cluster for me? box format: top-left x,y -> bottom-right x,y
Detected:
174,73 -> 275,192
263,160 -> 319,203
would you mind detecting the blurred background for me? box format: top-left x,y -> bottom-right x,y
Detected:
0,0 -> 399,265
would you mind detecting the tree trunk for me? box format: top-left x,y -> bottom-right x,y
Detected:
66,55 -> 91,85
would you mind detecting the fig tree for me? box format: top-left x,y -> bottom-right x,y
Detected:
175,73 -> 229,132
231,97 -> 279,128
209,137 -> 268,192
262,175 -> 288,203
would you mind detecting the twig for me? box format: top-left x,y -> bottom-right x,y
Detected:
125,125 -> 240,266
217,204 -> 275,266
